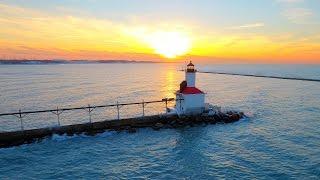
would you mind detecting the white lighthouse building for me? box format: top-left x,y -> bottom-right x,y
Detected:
175,62 -> 205,115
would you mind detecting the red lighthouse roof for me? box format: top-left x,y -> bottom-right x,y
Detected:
181,87 -> 204,94
187,61 -> 194,66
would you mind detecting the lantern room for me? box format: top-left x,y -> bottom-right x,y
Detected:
186,61 -> 195,72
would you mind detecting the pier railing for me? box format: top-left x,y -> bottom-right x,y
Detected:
0,98 -> 176,132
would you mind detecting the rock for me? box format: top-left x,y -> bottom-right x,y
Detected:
152,123 -> 164,130
223,116 -> 230,123
172,123 -> 180,128
209,116 -> 217,124
177,119 -> 184,124
114,127 -> 123,133
127,127 -> 137,133
66,132 -> 74,136
213,114 -> 221,122
204,117 -> 211,123
164,124 -> 173,128
170,120 -> 177,125
84,131 -> 97,136
185,120 -> 193,126
226,111 -> 232,115
195,116 -> 202,124
230,114 -> 240,121
156,122 -> 164,128
93,129 -> 105,134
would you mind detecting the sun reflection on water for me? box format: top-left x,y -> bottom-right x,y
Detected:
162,67 -> 180,99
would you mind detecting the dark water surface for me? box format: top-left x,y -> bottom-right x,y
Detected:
0,63 -> 319,179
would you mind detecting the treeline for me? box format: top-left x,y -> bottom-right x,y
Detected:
0,60 -> 157,64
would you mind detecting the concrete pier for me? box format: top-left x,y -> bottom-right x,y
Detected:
0,111 -> 244,148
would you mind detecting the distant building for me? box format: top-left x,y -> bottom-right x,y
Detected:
175,61 -> 205,115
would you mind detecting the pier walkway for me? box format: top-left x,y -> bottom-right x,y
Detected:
0,98 -> 175,132
0,98 -> 244,148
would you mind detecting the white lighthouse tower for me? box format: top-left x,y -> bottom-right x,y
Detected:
175,61 -> 205,115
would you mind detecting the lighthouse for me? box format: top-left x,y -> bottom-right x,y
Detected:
175,61 -> 205,115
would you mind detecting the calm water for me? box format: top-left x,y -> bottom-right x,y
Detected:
0,63 -> 320,179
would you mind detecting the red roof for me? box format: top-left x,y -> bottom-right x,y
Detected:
187,61 -> 194,66
181,87 -> 204,94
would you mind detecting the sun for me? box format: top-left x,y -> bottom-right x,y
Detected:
146,31 -> 191,58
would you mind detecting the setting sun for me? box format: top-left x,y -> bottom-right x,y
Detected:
146,31 -> 191,58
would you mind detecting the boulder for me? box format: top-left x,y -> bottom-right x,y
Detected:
127,127 -> 137,133
230,114 -> 240,121
209,116 -> 217,124
152,123 -> 164,130
195,116 -> 203,124
84,131 -> 97,136
170,120 -> 177,125
213,114 -> 221,122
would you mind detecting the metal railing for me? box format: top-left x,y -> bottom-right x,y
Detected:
0,98 -> 176,131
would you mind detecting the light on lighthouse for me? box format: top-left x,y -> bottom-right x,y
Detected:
186,61 -> 195,72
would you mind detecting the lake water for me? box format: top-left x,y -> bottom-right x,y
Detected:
0,63 -> 320,179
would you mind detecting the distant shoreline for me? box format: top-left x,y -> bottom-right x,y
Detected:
0,60 -> 163,65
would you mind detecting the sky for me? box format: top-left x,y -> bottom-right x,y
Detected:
0,0 -> 319,63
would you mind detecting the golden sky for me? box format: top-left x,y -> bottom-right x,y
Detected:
0,1 -> 319,63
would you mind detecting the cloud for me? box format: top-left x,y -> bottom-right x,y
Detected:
0,3 -> 154,57
276,0 -> 315,24
282,8 -> 313,23
228,23 -> 265,30
277,0 -> 304,3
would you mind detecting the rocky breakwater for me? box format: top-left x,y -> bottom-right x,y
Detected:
0,111 -> 245,148
152,111 -> 245,130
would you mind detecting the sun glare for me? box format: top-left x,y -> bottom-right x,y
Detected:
147,31 -> 191,58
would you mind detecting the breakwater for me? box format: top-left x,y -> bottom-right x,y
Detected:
0,111 -> 244,148
198,71 -> 320,82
